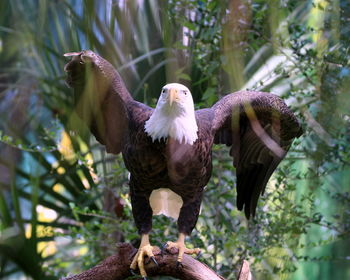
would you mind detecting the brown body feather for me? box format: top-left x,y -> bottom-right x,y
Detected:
64,51 -> 302,235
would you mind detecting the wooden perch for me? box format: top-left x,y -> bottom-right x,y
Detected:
61,243 -> 250,280
236,260 -> 252,280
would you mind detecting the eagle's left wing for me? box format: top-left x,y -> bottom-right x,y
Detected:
211,91 -> 302,218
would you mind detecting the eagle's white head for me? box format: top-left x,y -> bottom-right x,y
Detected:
145,83 -> 198,145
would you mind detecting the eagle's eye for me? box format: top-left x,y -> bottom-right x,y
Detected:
162,89 -> 166,94
183,90 -> 187,95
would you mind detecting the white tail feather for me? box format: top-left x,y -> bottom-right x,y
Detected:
149,188 -> 183,220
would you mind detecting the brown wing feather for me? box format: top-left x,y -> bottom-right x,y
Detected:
64,50 -> 133,154
212,91 -> 302,218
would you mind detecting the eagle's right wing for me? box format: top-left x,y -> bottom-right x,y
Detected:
64,50 -> 133,154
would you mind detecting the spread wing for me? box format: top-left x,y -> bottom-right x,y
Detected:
211,91 -> 302,218
64,50 -> 133,154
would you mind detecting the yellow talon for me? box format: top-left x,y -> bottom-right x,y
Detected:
130,234 -> 157,278
165,233 -> 201,264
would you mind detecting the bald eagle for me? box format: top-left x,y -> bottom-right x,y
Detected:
64,50 -> 302,278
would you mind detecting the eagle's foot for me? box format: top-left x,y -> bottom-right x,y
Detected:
164,233 -> 201,267
130,234 -> 158,279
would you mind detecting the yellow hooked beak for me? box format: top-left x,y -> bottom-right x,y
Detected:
168,88 -> 179,106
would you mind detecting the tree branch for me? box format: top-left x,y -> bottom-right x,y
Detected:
236,260 -> 252,280
61,243 -> 229,280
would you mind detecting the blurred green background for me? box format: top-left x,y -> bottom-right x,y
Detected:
0,0 -> 349,279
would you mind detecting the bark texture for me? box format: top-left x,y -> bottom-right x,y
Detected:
61,243 -> 227,280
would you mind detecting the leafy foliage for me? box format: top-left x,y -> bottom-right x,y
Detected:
0,0 -> 349,280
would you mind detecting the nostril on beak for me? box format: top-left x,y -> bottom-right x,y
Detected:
169,89 -> 178,106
